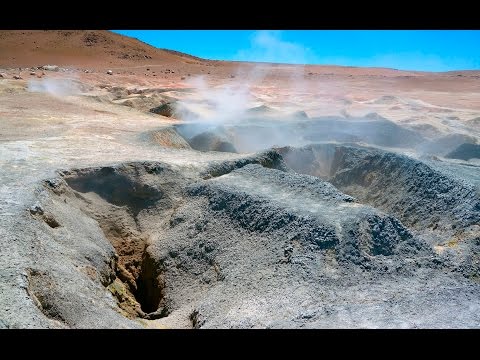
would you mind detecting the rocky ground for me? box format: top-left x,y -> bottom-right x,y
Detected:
0,31 -> 479,329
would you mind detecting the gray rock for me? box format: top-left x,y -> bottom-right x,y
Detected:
42,65 -> 59,72
149,102 -> 175,117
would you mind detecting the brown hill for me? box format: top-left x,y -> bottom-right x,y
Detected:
3,30 -> 480,81
0,30 -> 209,69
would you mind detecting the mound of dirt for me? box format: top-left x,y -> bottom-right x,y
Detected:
372,95 -> 400,104
445,143 -> 480,160
149,102 -> 199,120
150,128 -> 191,149
188,131 -> 237,153
419,133 -> 478,156
303,116 -> 425,148
290,110 -> 309,119
246,105 -> 277,115
406,123 -> 442,138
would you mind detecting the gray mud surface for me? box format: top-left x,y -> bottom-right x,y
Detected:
2,144 -> 479,328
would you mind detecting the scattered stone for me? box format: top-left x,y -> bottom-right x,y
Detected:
181,76 -> 186,80
107,70 -> 113,75
149,102 -> 176,117
13,75 -> 22,80
29,204 -> 44,215
42,65 -> 59,72
30,71 -> 36,76
0,73 -> 7,78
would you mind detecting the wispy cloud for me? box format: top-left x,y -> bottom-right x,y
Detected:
235,31 -> 317,65
236,31 -> 477,71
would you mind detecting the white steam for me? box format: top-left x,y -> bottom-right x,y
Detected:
179,76 -> 253,124
28,78 -> 83,97
174,31 -> 319,153
236,30 -> 316,65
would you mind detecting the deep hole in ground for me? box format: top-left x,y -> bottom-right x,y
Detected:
278,143 -> 480,244
49,154 -> 289,322
60,163 -> 179,319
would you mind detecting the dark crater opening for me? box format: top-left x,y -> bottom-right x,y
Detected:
62,164 -> 171,319
66,166 -> 163,217
278,144 -> 480,235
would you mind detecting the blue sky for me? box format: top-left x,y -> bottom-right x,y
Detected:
112,30 -> 480,72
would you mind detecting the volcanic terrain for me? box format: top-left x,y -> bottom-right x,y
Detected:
1,30 -> 479,329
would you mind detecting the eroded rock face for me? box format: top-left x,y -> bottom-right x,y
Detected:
11,147 -> 480,329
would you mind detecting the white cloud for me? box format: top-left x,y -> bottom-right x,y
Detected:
235,31 -> 317,65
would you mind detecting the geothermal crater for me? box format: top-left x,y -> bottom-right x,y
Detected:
1,30 -> 480,329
